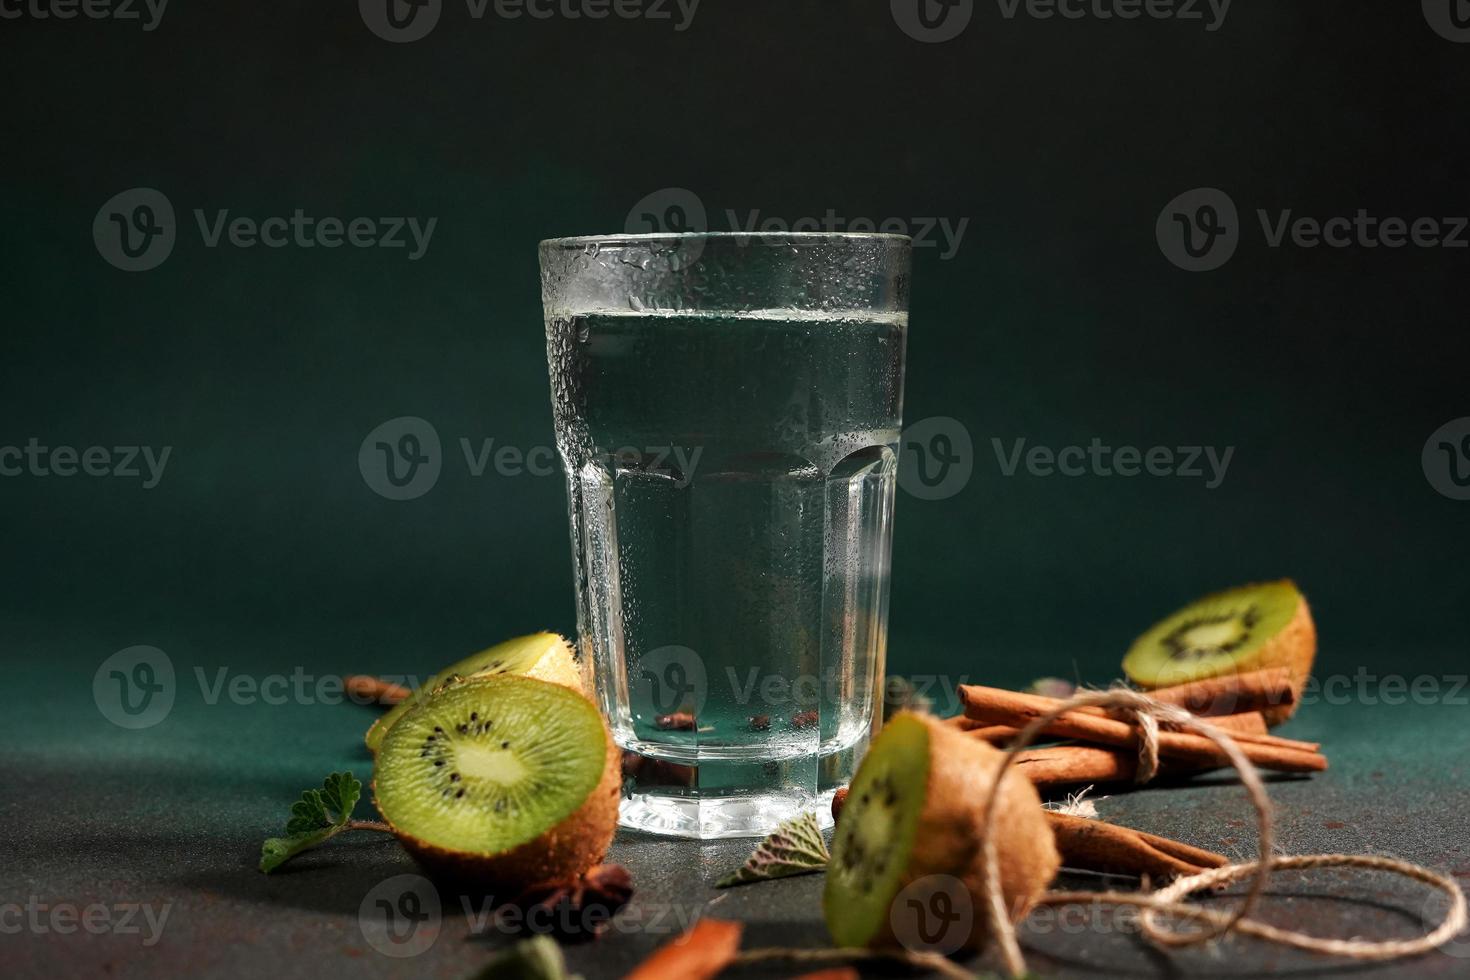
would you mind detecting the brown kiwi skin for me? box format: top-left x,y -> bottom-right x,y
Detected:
1257,591 -> 1316,724
867,713 -> 1059,953
372,681 -> 622,893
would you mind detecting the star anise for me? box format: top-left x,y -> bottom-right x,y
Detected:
500,864 -> 634,942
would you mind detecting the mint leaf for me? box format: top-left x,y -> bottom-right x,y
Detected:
716,811 -> 829,887
284,771 -> 361,834
260,772 -> 363,873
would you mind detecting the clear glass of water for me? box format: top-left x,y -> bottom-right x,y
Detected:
540,232 -> 910,838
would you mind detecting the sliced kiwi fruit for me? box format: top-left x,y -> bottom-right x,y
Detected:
373,674 -> 619,889
1121,579 -> 1316,723
366,632 -> 583,754
823,712 -> 1059,953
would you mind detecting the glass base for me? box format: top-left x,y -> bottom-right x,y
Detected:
619,788 -> 838,839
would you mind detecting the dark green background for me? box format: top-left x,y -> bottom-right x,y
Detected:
4,4 -> 1470,978
3,4 -> 1467,683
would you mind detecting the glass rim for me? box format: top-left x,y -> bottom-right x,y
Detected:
539,230 -> 912,249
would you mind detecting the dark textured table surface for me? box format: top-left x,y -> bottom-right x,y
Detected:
6,622 -> 1469,979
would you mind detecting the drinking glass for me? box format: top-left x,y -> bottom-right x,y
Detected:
540,232 -> 910,838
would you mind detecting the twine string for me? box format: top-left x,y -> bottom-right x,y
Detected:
977,687 -> 1469,977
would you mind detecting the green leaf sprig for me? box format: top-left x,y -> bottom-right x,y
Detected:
259,771 -> 389,873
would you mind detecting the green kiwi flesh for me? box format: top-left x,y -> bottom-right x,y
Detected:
1122,580 -> 1304,688
374,675 -> 610,862
823,713 -> 930,948
366,632 -> 579,754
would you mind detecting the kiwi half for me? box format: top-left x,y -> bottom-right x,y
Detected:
1121,579 -> 1316,723
366,632 -> 582,754
823,712 -> 1059,953
373,674 -> 618,889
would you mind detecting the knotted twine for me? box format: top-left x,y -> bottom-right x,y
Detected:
979,687 -> 1470,977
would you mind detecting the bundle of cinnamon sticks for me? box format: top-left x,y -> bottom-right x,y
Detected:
950,667 -> 1327,788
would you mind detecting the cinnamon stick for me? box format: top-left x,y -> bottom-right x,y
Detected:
1195,712 -> 1320,753
1143,667 -> 1296,717
1046,811 -> 1226,879
961,724 -> 1022,745
625,918 -> 743,980
1205,711 -> 1268,736
1010,745 -> 1201,787
958,685 -> 1326,774
959,712 -> 1318,755
343,675 -> 412,705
